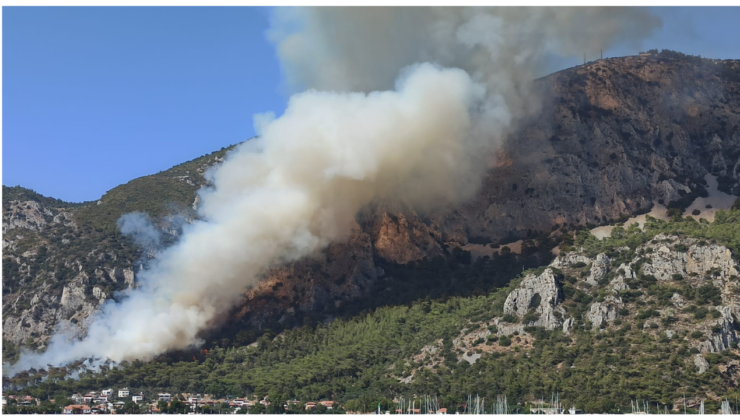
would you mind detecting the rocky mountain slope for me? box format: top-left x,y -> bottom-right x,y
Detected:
448,231 -> 739,365
6,215 -> 739,413
3,50 -> 740,358
2,149 -> 230,352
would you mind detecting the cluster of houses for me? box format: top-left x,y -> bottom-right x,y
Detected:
1,394 -> 37,408
59,388 -> 146,414
3,389 -> 336,414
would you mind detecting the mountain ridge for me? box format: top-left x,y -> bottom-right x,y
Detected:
3,49 -> 740,362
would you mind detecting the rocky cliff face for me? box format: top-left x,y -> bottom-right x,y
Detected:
437,232 -> 739,375
232,222 -> 381,324
4,52 -> 740,356
503,268 -> 565,330
2,194 -> 138,349
432,53 -> 740,246
551,234 -> 740,349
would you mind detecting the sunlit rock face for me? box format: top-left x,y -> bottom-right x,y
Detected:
4,54 -> 740,353
503,268 -> 565,331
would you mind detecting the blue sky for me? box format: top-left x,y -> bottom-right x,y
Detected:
3,7 -> 284,202
3,7 -> 740,202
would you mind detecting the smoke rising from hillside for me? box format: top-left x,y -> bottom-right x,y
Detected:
117,212 -> 161,250
8,64 -> 487,372
269,7 -> 661,110
8,7 -> 660,373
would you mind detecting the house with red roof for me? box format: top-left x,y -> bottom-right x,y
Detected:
63,404 -> 92,414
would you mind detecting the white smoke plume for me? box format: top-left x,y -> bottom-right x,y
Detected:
8,63 -> 487,373
6,7 -> 661,374
268,7 -> 661,109
117,212 -> 161,251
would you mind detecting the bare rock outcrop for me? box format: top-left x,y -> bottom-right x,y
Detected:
550,253 -> 591,269
617,262 -> 636,279
609,262 -> 634,291
687,244 -> 738,283
562,317 -> 574,334
641,242 -> 688,281
503,268 -> 564,330
370,211 -> 443,264
656,179 -> 690,205
2,272 -> 100,348
697,306 -> 739,353
634,236 -> 740,296
586,295 -> 622,328
586,253 -> 610,285
104,267 -> 135,288
609,276 -> 629,292
694,353 -> 709,374
531,234 -> 739,348
2,201 -> 51,233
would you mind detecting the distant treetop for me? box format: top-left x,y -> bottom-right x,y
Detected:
1,185 -> 90,209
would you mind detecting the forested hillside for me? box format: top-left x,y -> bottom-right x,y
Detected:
5,210 -> 740,414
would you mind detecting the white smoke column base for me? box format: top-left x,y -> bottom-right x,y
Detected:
7,64 -> 494,374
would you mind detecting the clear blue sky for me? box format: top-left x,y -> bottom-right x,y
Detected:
3,7 -> 284,202
3,7 -> 740,202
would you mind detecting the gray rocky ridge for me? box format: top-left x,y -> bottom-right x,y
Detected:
503,268 -> 565,330
498,234 -> 739,353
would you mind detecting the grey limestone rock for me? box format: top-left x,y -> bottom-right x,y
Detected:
504,268 -> 564,330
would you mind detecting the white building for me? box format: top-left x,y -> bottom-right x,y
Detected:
118,388 -> 130,398
95,395 -> 109,403
132,395 -> 145,403
158,393 -> 172,402
101,389 -> 113,397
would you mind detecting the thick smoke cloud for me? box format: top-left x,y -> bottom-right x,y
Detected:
8,64 -> 487,372
7,7 -> 661,373
268,7 -> 661,93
